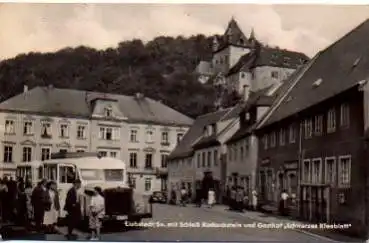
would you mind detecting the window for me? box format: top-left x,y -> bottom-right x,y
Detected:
270,132 -> 276,147
263,135 -> 268,149
104,107 -> 112,117
99,127 -> 118,141
271,71 -> 279,78
5,120 -> 15,134
41,148 -> 51,161
338,155 -> 351,188
59,124 -> 69,138
314,115 -> 323,135
22,147 -> 32,162
234,147 -> 238,161
130,130 -> 138,142
59,166 -> 76,184
340,104 -> 350,128
23,121 -> 33,135
76,150 -> 85,153
161,132 -> 169,144
327,108 -> 336,133
211,124 -> 217,135
41,122 -> 52,138
197,154 -> 200,168
146,130 -> 154,143
177,133 -> 184,143
104,169 -> 123,181
3,145 -> 13,163
130,177 -> 136,189
110,151 -> 117,158
145,178 -> 152,192
202,152 -> 206,167
325,157 -> 336,185
304,119 -> 313,139
240,146 -> 244,160
312,158 -> 322,184
207,151 -> 211,167
98,151 -> 107,157
303,159 -> 311,183
279,129 -> 286,146
214,150 -> 218,166
77,125 -> 86,139
161,154 -> 168,168
129,153 -> 137,168
289,125 -> 296,143
145,153 -> 153,169
59,149 -> 68,153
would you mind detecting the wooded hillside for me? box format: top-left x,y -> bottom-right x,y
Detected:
0,35 -> 222,118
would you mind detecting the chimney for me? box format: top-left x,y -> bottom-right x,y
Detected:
243,85 -> 249,101
23,85 -> 28,93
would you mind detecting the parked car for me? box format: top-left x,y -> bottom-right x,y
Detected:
150,191 -> 167,204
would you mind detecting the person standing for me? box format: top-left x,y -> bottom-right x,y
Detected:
180,186 -> 187,207
31,179 -> 49,232
44,181 -> 60,233
195,184 -> 202,207
208,188 -> 215,208
252,189 -> 258,211
279,190 -> 289,216
24,180 -> 33,227
0,179 -> 8,223
89,187 -> 105,240
64,179 -> 82,239
16,178 -> 27,225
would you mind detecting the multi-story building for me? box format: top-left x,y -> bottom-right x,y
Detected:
254,19 -> 369,237
0,86 -> 193,194
195,17 -> 310,107
167,106 -> 241,203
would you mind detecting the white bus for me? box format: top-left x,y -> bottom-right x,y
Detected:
16,152 -> 152,225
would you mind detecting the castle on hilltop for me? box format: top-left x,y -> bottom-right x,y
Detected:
194,17 -> 310,108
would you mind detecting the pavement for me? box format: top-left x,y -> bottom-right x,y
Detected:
48,204 -> 365,242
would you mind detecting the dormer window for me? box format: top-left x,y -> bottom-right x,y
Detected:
211,124 -> 217,135
104,107 -> 112,117
203,126 -> 209,137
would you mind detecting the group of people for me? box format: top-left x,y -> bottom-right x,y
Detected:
0,176 -> 106,240
226,186 -> 258,212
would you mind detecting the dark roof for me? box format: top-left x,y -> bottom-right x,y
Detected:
168,108 -> 231,160
261,18 -> 369,127
213,18 -> 254,54
226,86 -> 276,144
192,105 -> 243,149
0,86 -> 193,126
226,46 -> 310,77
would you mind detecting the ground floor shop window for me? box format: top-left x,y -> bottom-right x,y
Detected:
338,155 -> 351,188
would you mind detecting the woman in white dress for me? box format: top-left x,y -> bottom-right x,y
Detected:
43,181 -> 60,233
252,189 -> 258,211
207,188 -> 215,208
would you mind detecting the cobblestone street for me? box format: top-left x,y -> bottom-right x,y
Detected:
47,204 -> 363,242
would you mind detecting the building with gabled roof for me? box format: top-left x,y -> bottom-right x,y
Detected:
254,18 -> 369,238
0,85 -> 193,194
194,17 -> 310,110
167,105 -> 242,203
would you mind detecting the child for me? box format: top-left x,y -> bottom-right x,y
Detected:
89,187 -> 105,240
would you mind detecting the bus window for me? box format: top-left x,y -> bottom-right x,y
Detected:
44,164 -> 57,181
59,165 -> 76,184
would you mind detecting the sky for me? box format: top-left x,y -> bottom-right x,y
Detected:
0,4 -> 369,60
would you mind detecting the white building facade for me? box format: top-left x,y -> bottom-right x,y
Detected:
0,86 -> 192,194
